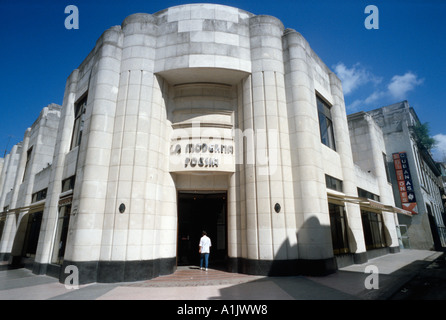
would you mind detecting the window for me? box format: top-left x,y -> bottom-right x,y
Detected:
23,211 -> 43,256
62,176 -> 76,193
358,188 -> 380,202
329,203 -> 350,254
317,95 -> 336,150
383,153 -> 391,183
361,210 -> 386,250
70,96 -> 87,150
31,188 -> 47,203
326,175 -> 343,192
51,204 -> 71,265
22,147 -> 33,182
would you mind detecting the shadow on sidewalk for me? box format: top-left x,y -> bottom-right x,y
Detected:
212,253 -> 443,300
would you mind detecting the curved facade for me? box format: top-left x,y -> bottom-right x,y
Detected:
0,4 -> 403,284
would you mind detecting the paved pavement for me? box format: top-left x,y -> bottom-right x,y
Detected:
0,249 -> 443,300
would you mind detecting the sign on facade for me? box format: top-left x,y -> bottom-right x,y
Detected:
393,152 -> 418,214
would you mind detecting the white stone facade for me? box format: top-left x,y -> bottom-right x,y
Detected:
0,4 -> 404,283
348,112 -> 402,254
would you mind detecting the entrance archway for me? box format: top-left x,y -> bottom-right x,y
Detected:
10,211 -> 43,267
177,192 -> 227,268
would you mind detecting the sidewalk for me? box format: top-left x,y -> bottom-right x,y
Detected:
0,249 -> 443,300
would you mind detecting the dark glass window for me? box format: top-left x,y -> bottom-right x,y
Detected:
70,96 -> 87,150
52,204 -> 71,265
23,211 -> 43,256
317,96 -> 336,150
383,153 -> 391,183
326,175 -> 343,192
22,147 -> 33,182
31,188 -> 47,203
62,176 -> 76,193
329,203 -> 350,254
361,210 -> 386,250
357,188 -> 380,202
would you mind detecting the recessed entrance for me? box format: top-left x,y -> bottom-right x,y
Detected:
177,192 -> 227,268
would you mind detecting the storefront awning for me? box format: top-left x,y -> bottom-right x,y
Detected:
327,193 -> 413,216
0,201 -> 46,220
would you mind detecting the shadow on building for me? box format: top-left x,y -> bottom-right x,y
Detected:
226,216 -> 337,278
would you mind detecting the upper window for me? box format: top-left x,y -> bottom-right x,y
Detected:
357,188 -> 380,202
61,175 -> 76,193
32,188 -> 47,203
70,96 -> 87,150
317,95 -> 336,150
326,175 -> 343,192
22,146 -> 33,182
383,153 -> 391,183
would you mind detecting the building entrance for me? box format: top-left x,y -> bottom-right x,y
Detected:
177,192 -> 227,268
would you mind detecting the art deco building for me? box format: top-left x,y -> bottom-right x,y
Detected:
0,4 -> 405,284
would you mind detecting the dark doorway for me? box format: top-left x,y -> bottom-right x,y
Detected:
177,192 -> 227,268
23,211 -> 43,257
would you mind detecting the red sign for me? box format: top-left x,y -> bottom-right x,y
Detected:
393,152 -> 417,215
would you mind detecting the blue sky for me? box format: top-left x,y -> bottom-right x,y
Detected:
0,0 -> 445,160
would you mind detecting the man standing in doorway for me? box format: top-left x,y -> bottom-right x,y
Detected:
199,231 -> 212,271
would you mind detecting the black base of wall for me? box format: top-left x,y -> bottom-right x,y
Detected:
0,252 -> 10,262
389,246 -> 400,254
59,258 -> 177,284
227,257 -> 337,277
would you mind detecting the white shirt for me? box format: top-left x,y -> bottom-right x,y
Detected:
199,235 -> 212,254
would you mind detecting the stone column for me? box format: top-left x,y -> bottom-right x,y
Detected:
97,14 -> 172,282
239,15 -> 297,275
283,29 -> 336,275
4,130 -> 31,261
0,144 -> 20,259
0,152 -> 12,211
62,26 -> 123,283
150,76 -> 177,276
23,108 -> 50,205
329,72 -> 367,262
10,130 -> 30,210
363,114 -> 399,250
33,69 -> 79,274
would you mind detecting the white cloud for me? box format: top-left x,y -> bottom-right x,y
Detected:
432,134 -> 446,162
387,72 -> 424,100
341,68 -> 424,113
333,62 -> 380,95
346,99 -> 363,111
364,90 -> 385,105
346,91 -> 385,112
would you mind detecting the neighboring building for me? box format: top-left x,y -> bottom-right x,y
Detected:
350,101 -> 446,250
0,104 -> 61,264
439,162 -> 446,190
0,4 -> 404,284
437,161 -> 446,245
347,112 -> 405,260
